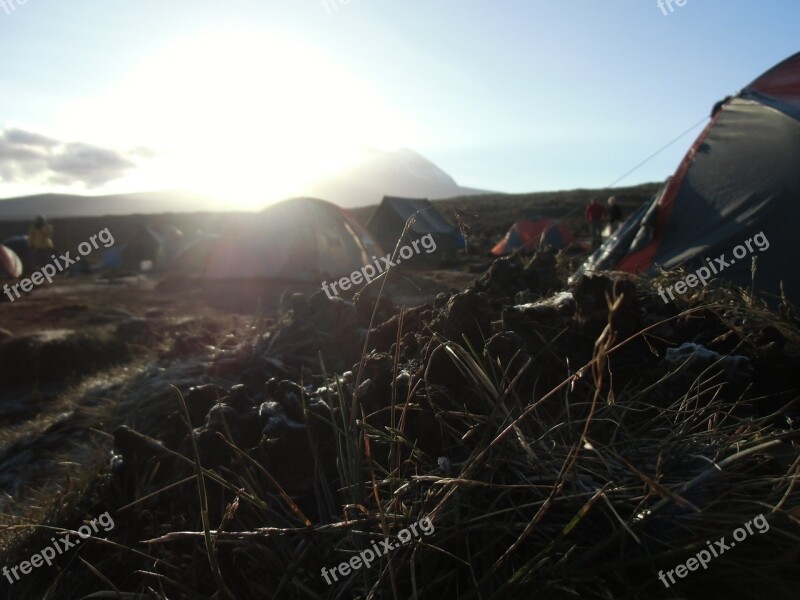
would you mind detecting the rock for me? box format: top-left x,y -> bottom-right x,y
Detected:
206,403 -> 241,430
524,251 -> 562,296
662,342 -> 754,383
274,380 -> 306,422
484,331 -> 530,377
430,288 -> 493,348
475,256 -> 537,299
183,384 -> 228,426
253,396 -> 337,496
227,384 -> 255,412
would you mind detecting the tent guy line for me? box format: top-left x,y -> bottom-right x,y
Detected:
577,51 -> 800,307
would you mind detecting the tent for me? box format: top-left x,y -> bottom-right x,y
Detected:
101,225 -> 180,271
2,236 -> 29,273
0,245 -> 23,279
168,230 -> 221,271
577,51 -> 800,305
491,217 -> 578,255
366,196 -> 464,258
205,197 -> 384,281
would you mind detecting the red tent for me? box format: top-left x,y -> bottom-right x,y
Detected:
577,51 -> 800,305
491,217 -> 577,256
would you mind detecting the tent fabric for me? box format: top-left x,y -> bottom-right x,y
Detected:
0,245 -> 23,279
366,196 -> 464,253
125,226 -> 168,265
741,52 -> 800,118
376,197 -> 456,235
577,51 -> 800,305
101,247 -> 125,269
102,226 -> 184,270
205,197 -> 384,281
101,225 -> 166,270
168,230 -> 221,271
2,236 -> 29,273
491,217 -> 577,255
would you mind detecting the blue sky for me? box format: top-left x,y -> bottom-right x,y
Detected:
0,0 -> 798,207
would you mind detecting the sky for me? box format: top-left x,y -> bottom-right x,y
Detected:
0,0 -> 798,208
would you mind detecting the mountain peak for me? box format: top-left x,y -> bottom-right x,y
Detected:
300,147 -> 470,207
0,149 -> 489,217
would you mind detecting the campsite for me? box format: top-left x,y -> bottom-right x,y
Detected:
2,4 -> 800,600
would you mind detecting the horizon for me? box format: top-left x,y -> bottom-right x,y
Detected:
0,179 -> 664,215
1,1 -> 798,209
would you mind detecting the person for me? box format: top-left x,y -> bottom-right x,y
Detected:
607,196 -> 623,234
584,198 -> 606,250
28,215 -> 54,271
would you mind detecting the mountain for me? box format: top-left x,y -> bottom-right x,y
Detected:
0,190 -> 219,220
0,149 -> 490,218
303,147 -> 489,208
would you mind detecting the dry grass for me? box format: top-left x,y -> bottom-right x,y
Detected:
2,226 -> 800,599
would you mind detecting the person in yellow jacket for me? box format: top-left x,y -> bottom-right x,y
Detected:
28,215 -> 54,271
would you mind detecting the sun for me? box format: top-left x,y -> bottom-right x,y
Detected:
65,28 -> 421,208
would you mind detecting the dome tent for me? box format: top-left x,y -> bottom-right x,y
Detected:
576,51 -> 800,305
0,245 -> 23,279
491,216 -> 578,255
205,197 -> 384,281
366,196 -> 465,260
168,230 -> 221,271
2,236 -> 29,274
101,225 -> 174,271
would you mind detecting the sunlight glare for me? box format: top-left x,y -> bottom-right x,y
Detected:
64,28 -> 422,208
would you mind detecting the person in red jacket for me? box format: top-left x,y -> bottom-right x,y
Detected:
585,197 -> 607,250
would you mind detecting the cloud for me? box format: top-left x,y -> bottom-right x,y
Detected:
4,128 -> 59,148
0,128 -> 150,188
47,143 -> 136,187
